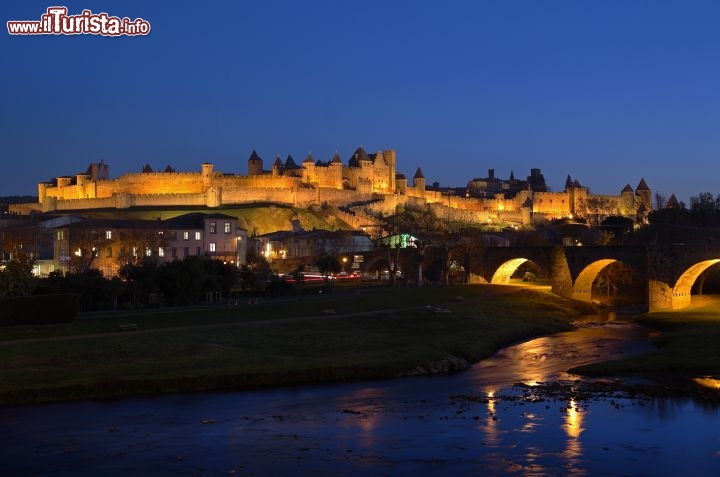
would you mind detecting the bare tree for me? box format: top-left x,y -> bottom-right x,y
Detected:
114,229 -> 165,268
68,228 -> 106,273
577,196 -> 620,226
654,192 -> 667,210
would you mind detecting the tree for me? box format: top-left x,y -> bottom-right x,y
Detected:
66,228 -> 105,273
576,196 -> 620,226
0,252 -> 35,297
384,205 -> 488,286
648,200 -> 689,226
119,260 -> 160,306
114,228 -> 166,269
654,192 -> 667,210
592,262 -> 640,305
315,253 -> 341,286
447,227 -> 487,283
689,192 -> 720,227
40,269 -> 122,311
384,205 -> 447,285
154,256 -> 237,306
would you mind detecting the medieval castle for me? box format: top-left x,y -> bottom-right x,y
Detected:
10,147 -> 652,228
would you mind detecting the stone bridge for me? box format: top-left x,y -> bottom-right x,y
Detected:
358,244 -> 720,312
476,245 -> 720,311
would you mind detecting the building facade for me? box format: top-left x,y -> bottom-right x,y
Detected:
51,213 -> 247,276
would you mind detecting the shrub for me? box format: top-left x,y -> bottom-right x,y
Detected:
0,294 -> 79,326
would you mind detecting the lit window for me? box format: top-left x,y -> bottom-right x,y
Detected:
195,231 -> 202,240
183,231 -> 189,241
145,247 -> 152,257
224,222 -> 231,234
158,247 -> 165,257
106,230 -> 112,239
209,222 -> 217,234
209,242 -> 216,252
132,246 -> 137,257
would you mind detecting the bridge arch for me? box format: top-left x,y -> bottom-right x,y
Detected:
490,258 -> 547,285
572,259 -> 644,304
572,259 -> 618,303
671,259 -> 720,309
491,258 -> 528,284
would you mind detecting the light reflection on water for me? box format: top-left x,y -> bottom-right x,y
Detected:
563,398 -> 585,475
695,377 -> 720,389
1,321 -> 720,476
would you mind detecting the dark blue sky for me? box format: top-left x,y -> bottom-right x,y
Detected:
2,1 -> 719,203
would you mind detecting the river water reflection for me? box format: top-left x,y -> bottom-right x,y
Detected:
2,319 -> 720,476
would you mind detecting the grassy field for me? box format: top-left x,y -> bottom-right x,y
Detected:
571,295 -> 720,378
0,285 -> 593,405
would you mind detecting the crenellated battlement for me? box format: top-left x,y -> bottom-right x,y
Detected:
12,149 -> 651,228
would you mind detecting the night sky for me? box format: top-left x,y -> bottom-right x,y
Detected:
2,1 -> 719,204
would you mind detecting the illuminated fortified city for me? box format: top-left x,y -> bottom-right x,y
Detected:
11,147 -> 651,227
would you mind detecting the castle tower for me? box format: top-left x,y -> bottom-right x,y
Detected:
567,179 -> 586,216
330,151 -> 343,189
201,163 -> 214,188
302,153 -> 315,184
87,160 -> 109,181
75,173 -> 91,199
206,186 -> 222,208
38,182 -> 49,204
272,156 -> 283,176
75,173 -> 89,188
520,196 -> 533,225
635,178 -> 652,220
284,154 -> 302,178
620,184 -> 635,215
383,149 -> 397,192
395,173 -> 407,194
413,167 -> 426,198
247,150 -> 263,176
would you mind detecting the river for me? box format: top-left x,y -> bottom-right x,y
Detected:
2,317 -> 719,476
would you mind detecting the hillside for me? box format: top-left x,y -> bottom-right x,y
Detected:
76,203 -> 354,235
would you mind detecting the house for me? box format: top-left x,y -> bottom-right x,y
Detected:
51,213 -> 247,276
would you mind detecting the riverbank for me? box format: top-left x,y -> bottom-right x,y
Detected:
0,285 -> 592,405
570,295 -> 720,397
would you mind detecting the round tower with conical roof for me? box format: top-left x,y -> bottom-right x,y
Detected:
247,150 -> 263,176
413,167 -> 426,197
635,178 -> 652,220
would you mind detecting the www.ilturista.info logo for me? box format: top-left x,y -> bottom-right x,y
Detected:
7,7 -> 150,36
